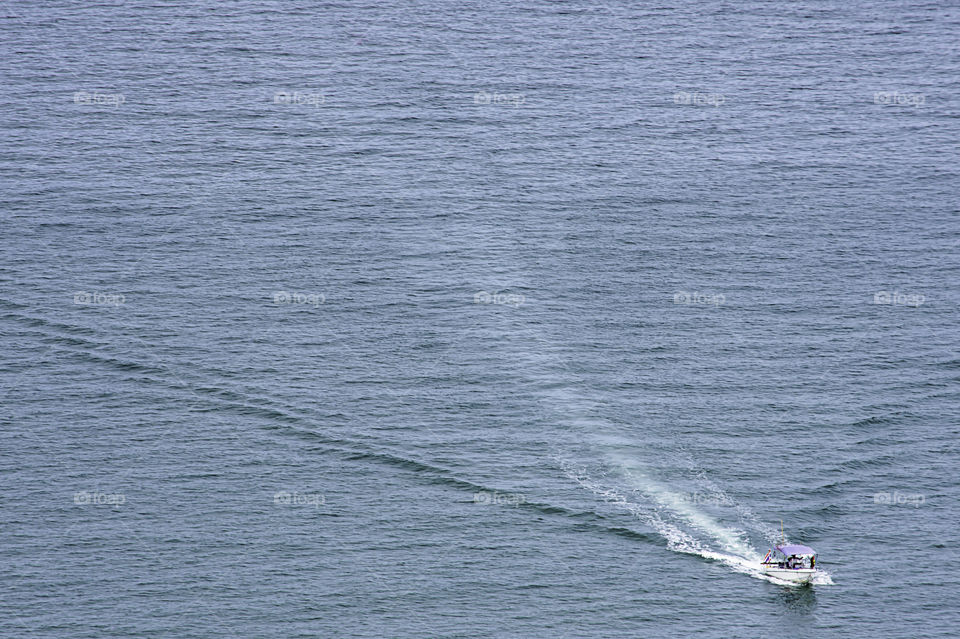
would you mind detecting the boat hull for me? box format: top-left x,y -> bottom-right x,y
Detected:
762,567 -> 817,584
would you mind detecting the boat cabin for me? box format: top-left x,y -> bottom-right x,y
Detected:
762,544 -> 817,570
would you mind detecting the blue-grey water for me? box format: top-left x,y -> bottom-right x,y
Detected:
2,1 -> 959,637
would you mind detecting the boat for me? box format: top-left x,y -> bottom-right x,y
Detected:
761,543 -> 818,584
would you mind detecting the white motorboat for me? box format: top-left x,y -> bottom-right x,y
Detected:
761,543 -> 819,584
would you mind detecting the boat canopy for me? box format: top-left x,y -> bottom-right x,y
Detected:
776,544 -> 816,556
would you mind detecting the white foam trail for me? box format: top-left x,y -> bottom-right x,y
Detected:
674,447 -> 782,544
611,452 -> 756,558
561,458 -> 834,586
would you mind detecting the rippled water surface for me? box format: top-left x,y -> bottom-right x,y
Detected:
2,1 -> 959,637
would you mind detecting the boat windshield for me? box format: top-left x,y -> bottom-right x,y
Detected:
764,548 -> 817,569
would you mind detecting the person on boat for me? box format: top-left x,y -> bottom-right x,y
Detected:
810,556 -> 815,569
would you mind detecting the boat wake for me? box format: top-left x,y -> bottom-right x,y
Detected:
505,318 -> 834,586
559,453 -> 834,587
